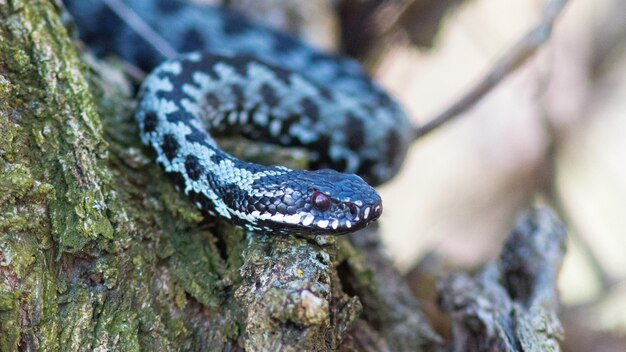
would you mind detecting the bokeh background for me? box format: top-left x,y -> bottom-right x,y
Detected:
368,0 -> 626,349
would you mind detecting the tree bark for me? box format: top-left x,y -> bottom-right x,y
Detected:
438,209 -> 566,352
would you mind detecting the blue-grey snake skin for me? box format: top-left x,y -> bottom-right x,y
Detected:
64,0 -> 413,236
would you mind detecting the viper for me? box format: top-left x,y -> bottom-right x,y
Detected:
64,0 -> 414,235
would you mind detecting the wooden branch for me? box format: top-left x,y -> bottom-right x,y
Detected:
437,208 -> 566,351
344,228 -> 442,351
414,0 -> 570,139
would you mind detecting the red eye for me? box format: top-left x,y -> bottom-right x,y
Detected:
311,191 -> 331,211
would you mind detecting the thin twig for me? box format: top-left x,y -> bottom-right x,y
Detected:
414,0 -> 570,140
101,0 -> 179,60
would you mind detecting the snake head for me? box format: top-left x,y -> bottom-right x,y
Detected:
245,168 -> 382,236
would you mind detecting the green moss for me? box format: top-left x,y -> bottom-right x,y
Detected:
0,115 -> 22,162
0,0 -> 117,349
0,0 -> 116,256
95,257 -> 119,289
56,287 -> 94,350
166,228 -> 223,307
0,293 -> 19,352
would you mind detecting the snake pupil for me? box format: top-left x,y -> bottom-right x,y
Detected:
311,192 -> 331,211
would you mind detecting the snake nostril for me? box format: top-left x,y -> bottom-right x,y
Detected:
347,204 -> 359,219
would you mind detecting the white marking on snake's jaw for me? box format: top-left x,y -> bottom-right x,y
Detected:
374,205 -> 381,213
316,220 -> 329,229
363,207 -> 370,219
346,220 -> 352,229
331,219 -> 339,230
302,214 -> 315,226
354,200 -> 363,206
283,214 -> 301,224
271,213 -> 284,222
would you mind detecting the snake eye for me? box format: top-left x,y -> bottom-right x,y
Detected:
311,191 -> 331,211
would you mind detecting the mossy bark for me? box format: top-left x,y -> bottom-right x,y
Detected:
0,1 -> 439,351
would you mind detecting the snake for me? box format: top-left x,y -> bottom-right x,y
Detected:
64,0 -> 414,236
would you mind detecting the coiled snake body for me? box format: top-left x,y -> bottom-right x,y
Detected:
65,0 -> 413,235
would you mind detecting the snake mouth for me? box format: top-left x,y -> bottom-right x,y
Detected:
259,220 -> 374,236
308,202 -> 383,235
252,202 -> 383,236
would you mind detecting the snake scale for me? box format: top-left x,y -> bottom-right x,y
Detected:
64,0 -> 414,236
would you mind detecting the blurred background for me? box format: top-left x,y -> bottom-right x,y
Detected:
167,0 -> 626,349
369,0 -> 626,350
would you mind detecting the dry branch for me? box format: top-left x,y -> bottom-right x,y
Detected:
415,0 -> 570,139
438,208 -> 566,351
